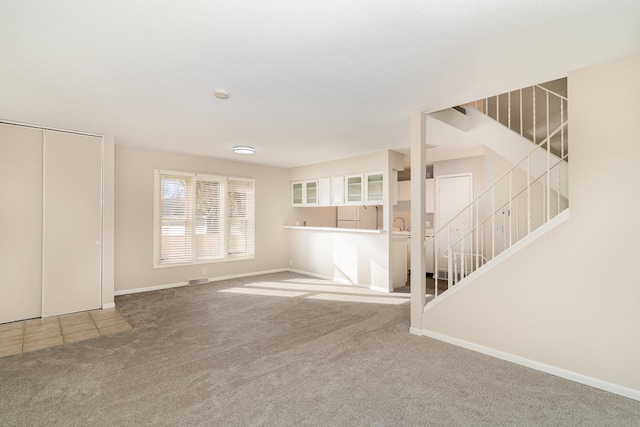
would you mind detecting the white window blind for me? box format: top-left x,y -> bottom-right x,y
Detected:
157,173 -> 193,265
195,178 -> 225,261
227,178 -> 255,257
155,170 -> 255,267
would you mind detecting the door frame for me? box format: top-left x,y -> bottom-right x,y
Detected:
434,172 -> 473,230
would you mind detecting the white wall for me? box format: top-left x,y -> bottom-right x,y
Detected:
288,229 -> 389,290
433,155 -> 485,199
114,145 -> 290,293
102,135 -> 116,307
420,53 -> 640,397
289,207 -> 337,228
288,151 -> 388,181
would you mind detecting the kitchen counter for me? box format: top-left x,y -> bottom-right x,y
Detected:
394,230 -> 435,274
283,226 -> 384,234
392,229 -> 434,238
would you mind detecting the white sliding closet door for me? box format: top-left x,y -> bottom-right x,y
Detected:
42,131 -> 102,317
0,124 -> 43,323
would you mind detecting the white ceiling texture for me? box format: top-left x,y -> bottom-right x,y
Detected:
1,1 -> 639,168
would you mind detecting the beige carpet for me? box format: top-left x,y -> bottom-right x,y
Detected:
1,272 -> 638,426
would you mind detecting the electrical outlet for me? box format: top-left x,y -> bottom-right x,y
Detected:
201,268 -> 206,275
289,260 -> 292,267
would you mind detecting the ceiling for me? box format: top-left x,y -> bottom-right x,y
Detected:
1,1 -> 639,168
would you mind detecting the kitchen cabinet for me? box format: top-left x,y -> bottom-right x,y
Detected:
426,178 -> 435,213
318,177 -> 331,206
392,237 -> 408,288
292,170 -> 382,207
398,180 -> 410,201
405,234 -> 434,275
396,178 -> 435,213
345,174 -> 363,205
292,180 -> 321,206
331,176 -> 344,205
291,181 -> 304,206
305,180 -> 318,205
365,171 -> 383,204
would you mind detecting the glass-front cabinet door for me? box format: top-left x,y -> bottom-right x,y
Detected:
291,181 -> 304,206
305,180 -> 318,205
345,174 -> 363,204
365,171 -> 383,204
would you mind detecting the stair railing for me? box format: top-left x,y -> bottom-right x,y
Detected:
426,121 -> 569,297
467,84 -> 568,158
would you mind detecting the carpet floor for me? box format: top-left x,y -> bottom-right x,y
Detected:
1,272 -> 638,426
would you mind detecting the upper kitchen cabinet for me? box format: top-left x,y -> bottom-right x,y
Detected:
344,174 -> 363,205
292,179 -> 327,206
365,171 -> 383,204
398,180 -> 410,202
291,181 -> 304,206
425,178 -> 435,213
396,178 -> 435,212
292,170 -> 383,207
305,180 -> 318,205
318,177 -> 331,206
331,176 -> 344,206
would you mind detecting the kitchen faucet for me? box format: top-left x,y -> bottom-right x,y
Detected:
393,217 -> 406,231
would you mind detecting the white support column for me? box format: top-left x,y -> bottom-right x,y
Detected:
410,112 -> 427,333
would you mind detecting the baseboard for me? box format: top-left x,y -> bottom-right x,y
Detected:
418,328 -> 640,402
369,285 -> 391,294
409,327 -> 423,336
114,281 -> 188,296
102,302 -> 116,309
114,269 -> 289,296
207,268 -> 288,284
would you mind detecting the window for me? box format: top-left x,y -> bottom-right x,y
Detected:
154,170 -> 255,267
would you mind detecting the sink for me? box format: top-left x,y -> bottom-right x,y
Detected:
393,230 -> 411,236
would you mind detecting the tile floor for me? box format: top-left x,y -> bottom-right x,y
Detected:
0,308 -> 132,358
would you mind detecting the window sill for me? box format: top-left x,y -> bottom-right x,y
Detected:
154,255 -> 255,269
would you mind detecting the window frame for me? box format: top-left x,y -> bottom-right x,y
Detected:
153,169 -> 255,268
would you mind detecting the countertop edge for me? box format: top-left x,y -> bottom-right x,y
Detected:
283,226 -> 384,234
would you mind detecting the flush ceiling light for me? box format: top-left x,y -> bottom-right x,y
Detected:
233,146 -> 255,155
214,88 -> 229,99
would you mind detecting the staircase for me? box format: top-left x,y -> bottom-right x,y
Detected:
427,79 -> 569,298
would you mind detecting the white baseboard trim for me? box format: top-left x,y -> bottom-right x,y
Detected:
369,285 -> 391,294
114,269 -> 290,296
409,327 -> 422,336
102,302 -> 116,309
206,268 -> 288,284
418,328 -> 640,402
115,281 -> 188,296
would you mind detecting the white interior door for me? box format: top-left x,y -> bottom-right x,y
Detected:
42,131 -> 102,317
436,174 -> 473,276
0,124 -> 43,323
